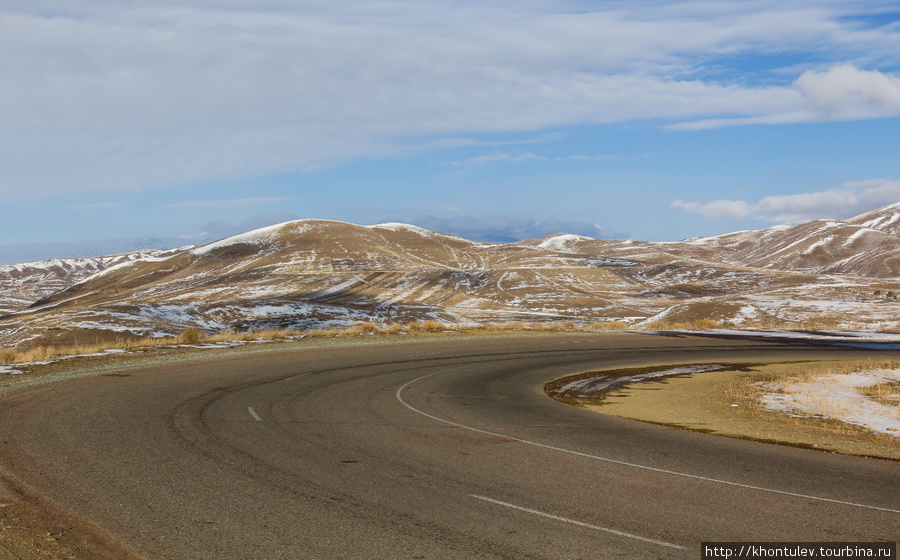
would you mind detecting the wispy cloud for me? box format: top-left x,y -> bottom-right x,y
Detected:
671,199 -> 753,220
671,64 -> 900,130
70,202 -> 125,210
3,3 -> 899,197
559,155 -> 621,162
444,153 -> 621,166
166,197 -> 293,208
671,179 -> 900,223
187,213 -> 301,242
444,153 -> 546,166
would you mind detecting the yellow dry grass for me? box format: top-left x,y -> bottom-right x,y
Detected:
5,317 -> 891,369
860,381 -> 900,407
726,359 -> 900,439
647,318 -> 722,331
1,321 -> 589,365
0,316 -> 757,367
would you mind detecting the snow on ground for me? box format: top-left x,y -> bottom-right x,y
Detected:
554,364 -> 733,396
369,223 -> 436,236
537,234 -> 591,253
757,369 -> 900,435
192,221 -> 296,256
0,365 -> 23,375
802,236 -> 834,255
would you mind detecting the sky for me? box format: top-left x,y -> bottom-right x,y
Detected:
2,0 -> 900,263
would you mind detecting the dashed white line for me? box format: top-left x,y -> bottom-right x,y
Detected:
396,369 -> 900,515
471,494 -> 685,550
248,406 -> 262,421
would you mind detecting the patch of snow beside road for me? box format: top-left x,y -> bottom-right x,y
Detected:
555,364 -> 734,396
757,369 -> 900,435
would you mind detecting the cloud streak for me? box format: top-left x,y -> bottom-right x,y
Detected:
2,2 -> 899,197
671,63 -> 900,130
166,197 -> 293,208
70,202 -> 125,210
671,179 -> 900,223
445,153 -> 547,166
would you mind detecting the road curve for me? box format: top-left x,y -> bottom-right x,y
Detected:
0,333 -> 897,559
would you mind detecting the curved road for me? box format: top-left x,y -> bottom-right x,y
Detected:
0,333 -> 898,559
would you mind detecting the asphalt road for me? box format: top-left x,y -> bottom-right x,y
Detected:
0,333 -> 898,559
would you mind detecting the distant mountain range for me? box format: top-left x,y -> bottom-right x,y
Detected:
3,204 -> 900,348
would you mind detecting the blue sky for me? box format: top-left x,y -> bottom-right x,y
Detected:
2,1 -> 900,263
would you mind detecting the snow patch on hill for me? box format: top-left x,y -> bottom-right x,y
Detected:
369,223 -> 434,235
537,234 -> 591,252
192,221 -> 295,256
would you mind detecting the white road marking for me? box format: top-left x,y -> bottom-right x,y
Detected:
471,494 -> 685,550
248,406 -> 262,421
396,369 -> 900,515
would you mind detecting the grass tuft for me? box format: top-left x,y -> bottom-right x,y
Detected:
176,328 -> 205,345
421,320 -> 446,333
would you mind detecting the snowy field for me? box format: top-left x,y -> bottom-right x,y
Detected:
757,369 -> 900,436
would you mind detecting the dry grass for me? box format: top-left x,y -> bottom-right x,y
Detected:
588,320 -> 628,331
859,381 -> 900,407
726,359 -> 900,439
421,320 -> 446,333
737,314 -> 871,332
797,315 -> 840,331
0,317 -> 641,367
0,319 -> 534,365
176,328 -> 205,345
13,316 -> 884,369
646,318 -> 722,331
305,327 -> 341,338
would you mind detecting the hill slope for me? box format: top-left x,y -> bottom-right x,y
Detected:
3,206 -> 900,348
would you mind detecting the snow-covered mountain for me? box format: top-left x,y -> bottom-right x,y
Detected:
0,248 -> 189,315
678,218 -> 900,277
3,205 -> 900,348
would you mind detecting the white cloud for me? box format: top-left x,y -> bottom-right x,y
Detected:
672,63 -> 900,129
165,197 -> 293,208
682,199 -> 753,220
447,153 -> 547,166
755,189 -> 860,222
670,199 -> 700,211
562,154 -> 621,162
70,202 -> 125,210
797,63 -> 900,118
672,178 -> 900,223
1,2 -> 899,197
447,152 -> 622,166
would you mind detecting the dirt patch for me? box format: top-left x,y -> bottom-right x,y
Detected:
549,362 -> 900,461
0,473 -> 142,560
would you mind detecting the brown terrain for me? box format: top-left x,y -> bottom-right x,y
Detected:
3,204 -> 900,350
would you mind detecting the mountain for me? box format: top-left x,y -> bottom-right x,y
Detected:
677,219 -> 900,277
0,248 -> 189,315
845,202 -> 900,236
3,205 -> 900,349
